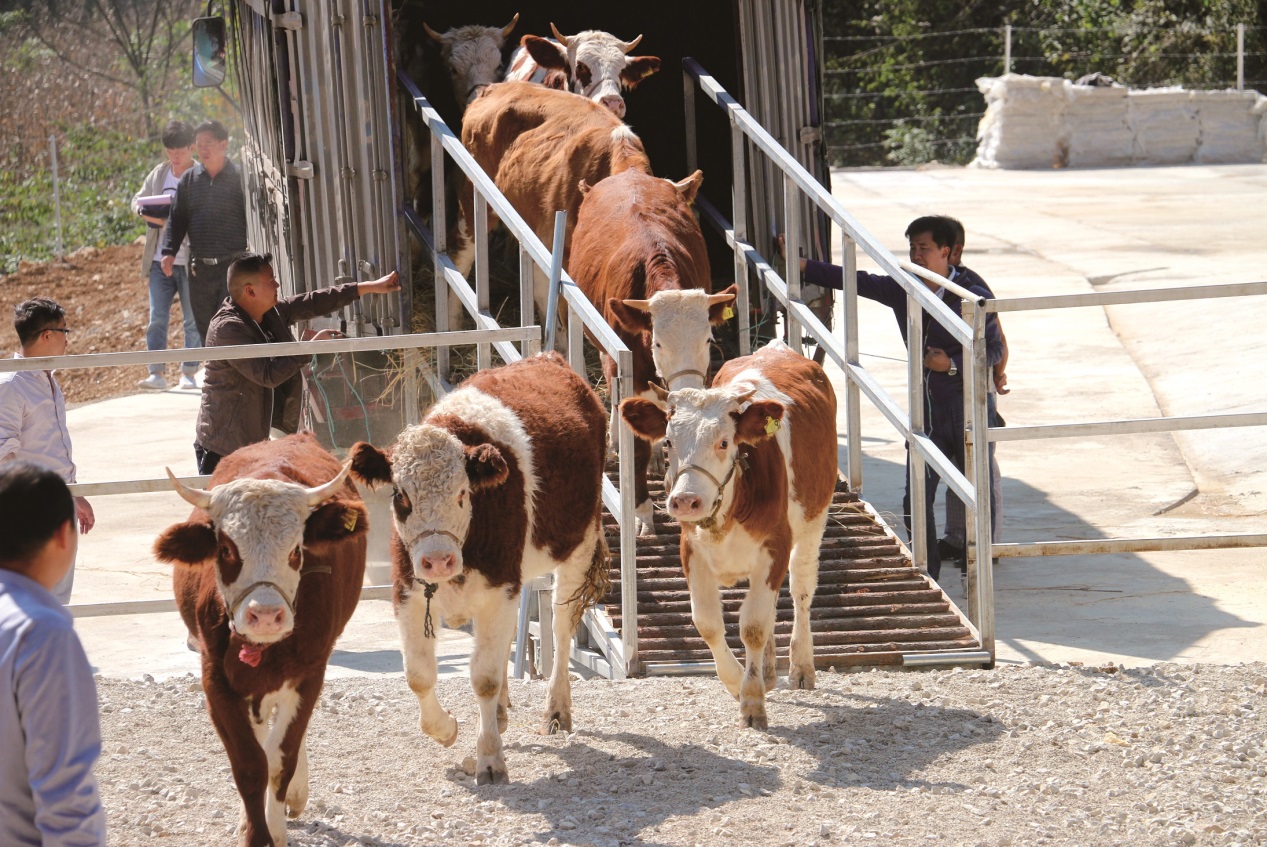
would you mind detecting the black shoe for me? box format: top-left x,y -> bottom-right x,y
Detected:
938,537 -> 967,570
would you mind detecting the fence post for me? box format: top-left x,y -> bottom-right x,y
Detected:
49,135 -> 64,262
1003,24 -> 1012,76
1237,23 -> 1245,91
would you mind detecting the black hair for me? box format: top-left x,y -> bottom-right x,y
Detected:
0,462 -> 74,569
161,120 -> 195,149
928,214 -> 966,249
13,297 -> 66,346
193,120 -> 229,142
904,215 -> 957,250
227,251 -> 274,297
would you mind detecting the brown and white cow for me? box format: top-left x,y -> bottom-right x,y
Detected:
505,24 -> 660,118
348,352 -> 609,785
423,14 -> 521,107
620,340 -> 838,729
154,433 -> 369,847
570,166 -> 738,534
455,81 -> 651,328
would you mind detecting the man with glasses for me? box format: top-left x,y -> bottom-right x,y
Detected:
160,119 -> 248,345
0,298 -> 95,604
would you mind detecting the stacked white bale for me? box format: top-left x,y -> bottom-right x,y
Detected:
972,74 -> 1068,169
1190,89 -> 1267,163
1129,87 -> 1198,164
1064,83 -> 1133,167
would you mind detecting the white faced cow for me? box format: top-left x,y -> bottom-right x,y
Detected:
348,352 -> 609,785
621,341 -> 838,729
506,24 -> 660,118
423,14 -> 521,107
154,433 -> 369,847
570,166 -> 738,534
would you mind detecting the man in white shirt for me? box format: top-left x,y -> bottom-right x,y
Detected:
0,298 -> 95,603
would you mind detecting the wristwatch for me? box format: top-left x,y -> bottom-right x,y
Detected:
947,361 -> 958,377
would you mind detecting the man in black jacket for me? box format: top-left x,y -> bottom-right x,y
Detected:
193,252 -> 400,475
800,216 -> 1004,579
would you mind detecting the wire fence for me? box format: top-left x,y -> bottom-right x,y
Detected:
822,22 -> 1267,166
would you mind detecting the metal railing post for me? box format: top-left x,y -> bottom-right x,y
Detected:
430,131 -> 450,382
616,349 -> 638,678
783,172 -> 802,355
906,290 -> 928,573
731,118 -> 752,356
545,211 -> 566,353
1237,23 -> 1245,91
968,301 -> 994,660
842,235 -> 862,492
1003,23 -> 1012,75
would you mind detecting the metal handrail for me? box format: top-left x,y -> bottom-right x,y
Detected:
397,72 -> 639,677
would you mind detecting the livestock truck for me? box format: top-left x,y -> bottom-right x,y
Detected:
193,0 -> 836,436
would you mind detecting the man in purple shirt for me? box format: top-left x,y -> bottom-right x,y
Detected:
0,462 -> 107,846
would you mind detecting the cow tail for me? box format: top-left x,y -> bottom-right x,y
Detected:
565,516 -> 612,629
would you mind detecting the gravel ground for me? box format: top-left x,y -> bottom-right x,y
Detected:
96,662 -> 1267,847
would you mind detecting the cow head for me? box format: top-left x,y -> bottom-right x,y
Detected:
621,386 -> 784,523
154,464 -> 360,643
609,284 -> 738,391
349,425 -> 508,584
524,25 -> 660,118
425,14 -> 520,105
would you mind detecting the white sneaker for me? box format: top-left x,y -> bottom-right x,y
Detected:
138,374 -> 168,391
178,374 -> 199,390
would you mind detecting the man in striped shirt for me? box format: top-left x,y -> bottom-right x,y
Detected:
160,119 -> 248,343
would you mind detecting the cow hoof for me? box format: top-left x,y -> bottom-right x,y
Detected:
541,711 -> 571,735
477,765 -> 510,786
741,710 -> 769,731
788,666 -> 816,690
425,712 -> 460,748
285,788 -> 308,819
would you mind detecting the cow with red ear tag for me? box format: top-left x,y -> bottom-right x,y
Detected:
349,352 -> 610,785
153,433 -> 369,847
621,340 -> 838,729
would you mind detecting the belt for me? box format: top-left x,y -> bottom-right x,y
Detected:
194,255 -> 238,266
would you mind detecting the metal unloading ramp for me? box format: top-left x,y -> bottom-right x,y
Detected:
592,478 -> 984,675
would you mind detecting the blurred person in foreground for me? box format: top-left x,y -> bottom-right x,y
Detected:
0,462 -> 107,846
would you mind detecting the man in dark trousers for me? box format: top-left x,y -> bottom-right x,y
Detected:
192,252 -> 400,475
160,119 -> 248,344
799,216 -> 1004,580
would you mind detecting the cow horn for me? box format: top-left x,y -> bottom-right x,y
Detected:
501,12 -> 519,39
732,388 -> 757,405
167,467 -> 212,510
305,461 -> 352,507
706,290 -> 736,307
649,382 -> 670,402
619,33 -> 643,54
422,21 -> 444,43
622,298 -> 651,313
549,22 -> 570,48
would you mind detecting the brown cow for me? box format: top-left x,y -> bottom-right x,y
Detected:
154,433 -> 369,847
348,352 -> 609,785
570,166 -> 738,534
454,81 -> 651,330
621,341 -> 838,729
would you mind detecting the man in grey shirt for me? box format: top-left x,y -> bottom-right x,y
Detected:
161,119 -> 248,342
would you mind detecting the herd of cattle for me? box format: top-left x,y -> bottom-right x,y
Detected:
150,17 -> 841,847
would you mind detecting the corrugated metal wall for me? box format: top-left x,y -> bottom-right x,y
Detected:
231,0 -> 405,336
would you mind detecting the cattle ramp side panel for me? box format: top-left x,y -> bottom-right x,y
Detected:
596,479 -> 981,675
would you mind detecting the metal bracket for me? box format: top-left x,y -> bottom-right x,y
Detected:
273,11 -> 303,30
286,160 -> 314,179
357,260 -> 377,276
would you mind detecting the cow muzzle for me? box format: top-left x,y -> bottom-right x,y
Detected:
412,528 -> 464,583
228,582 -> 295,643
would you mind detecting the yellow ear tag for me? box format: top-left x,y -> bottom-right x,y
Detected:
343,509 -> 358,532
764,416 -> 781,435
722,305 -> 736,321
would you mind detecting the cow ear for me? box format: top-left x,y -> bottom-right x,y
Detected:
465,443 -> 509,490
620,397 -> 668,442
708,284 -> 739,326
349,441 -> 393,488
734,400 -> 785,445
607,297 -> 652,333
305,500 -> 369,548
578,179 -> 592,196
620,55 -> 661,88
672,170 -> 704,205
523,34 -> 568,71
154,521 -> 217,567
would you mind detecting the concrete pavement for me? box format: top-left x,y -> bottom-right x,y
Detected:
60,163 -> 1267,678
